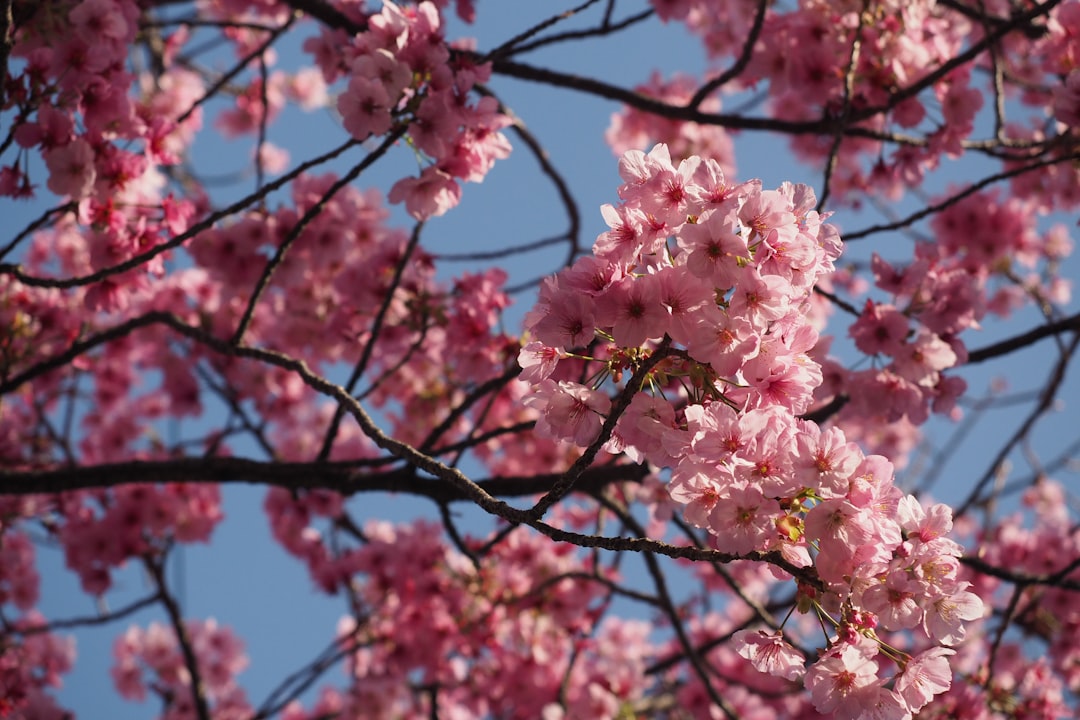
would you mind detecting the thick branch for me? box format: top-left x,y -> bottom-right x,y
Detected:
1,312 -> 822,586
0,456 -> 649,502
966,311 -> 1080,364
487,57 -> 835,134
961,555 -> 1080,591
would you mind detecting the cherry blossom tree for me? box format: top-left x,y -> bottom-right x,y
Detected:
1,0 -> 1079,718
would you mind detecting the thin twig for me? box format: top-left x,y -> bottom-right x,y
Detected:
817,5 -> 866,212
315,216 -> 422,460
0,0 -> 14,109
501,9 -> 654,57
1,139 -> 361,288
146,556 -> 211,720
955,333 -> 1080,518
481,0 -> 603,62
8,593 -> 160,636
230,129 -> 405,345
176,17 -> 294,125
687,0 -> 769,109
842,152 -> 1080,241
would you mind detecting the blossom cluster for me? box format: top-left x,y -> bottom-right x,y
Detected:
0,612 -> 75,720
617,1 -> 1078,468
606,72 -> 736,182
0,165 -> 520,606
0,529 -> 75,719
957,479 -> 1080,709
816,189 -> 1073,465
112,618 -> 252,719
519,144 -> 984,717
261,518 -> 656,720
649,0 -> 1080,214
2,0 -> 1078,717
313,0 -> 512,219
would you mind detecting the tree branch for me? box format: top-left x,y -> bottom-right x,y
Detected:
146,557 -> 211,720
0,140 -> 359,289
966,311 -> 1080,364
0,455 -> 649,501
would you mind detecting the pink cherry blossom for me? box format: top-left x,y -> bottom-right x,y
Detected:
679,206 -> 748,288
804,640 -> 881,718
732,629 -> 805,681
923,585 -> 984,645
850,301 -> 910,357
530,279 -> 598,350
526,380 -> 612,446
3,1 -> 1072,715
518,341 -> 564,383
388,167 -> 461,219
594,273 -> 668,348
895,647 -> 954,712
338,76 -> 394,140
709,484 -> 782,555
44,140 -> 97,200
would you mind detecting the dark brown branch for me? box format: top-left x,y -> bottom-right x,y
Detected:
527,337 -> 673,520
487,0 -> 1063,141
598,496 -> 737,718
475,86 -> 582,269
482,0 -> 603,62
432,232 -> 573,262
0,455 -> 649,502
817,10 -> 866,212
961,555 -> 1080,591
937,0 -> 1049,36
1,312 -> 172,394
7,593 -> 160,636
497,8 -> 654,58
645,617 -> 757,676
317,215 -> 422,461
176,16 -> 293,124
146,557 -> 211,720
1,312 -> 822,586
966,311 -> 1080,364
252,633 -> 362,720
687,0 -> 768,109
0,201 -> 78,263
642,530 -> 738,718
232,129 -> 405,345
813,284 -> 860,318
842,151 -> 1080,241
846,0 -> 1064,123
487,57 -> 835,134
799,394 -> 849,426
955,333 -> 1080,518
281,0 -> 364,34
418,365 -> 521,455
